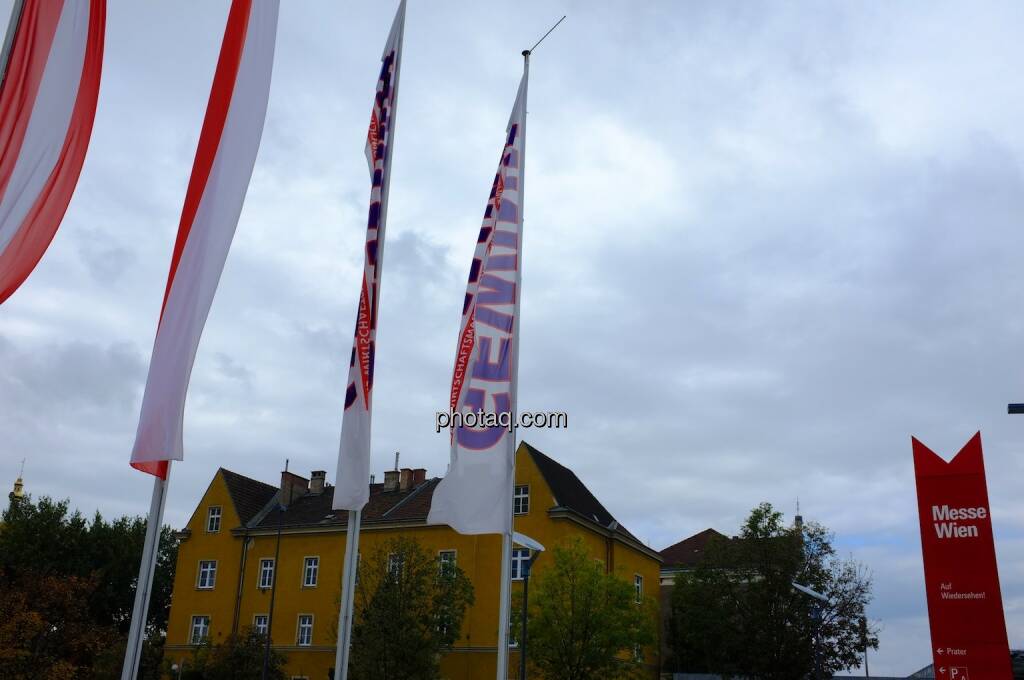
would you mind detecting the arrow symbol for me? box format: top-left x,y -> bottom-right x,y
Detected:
939,668 -> 946,674
937,648 -> 945,655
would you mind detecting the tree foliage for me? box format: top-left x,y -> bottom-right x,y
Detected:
523,538 -> 657,680
347,536 -> 475,680
667,502 -> 878,679
173,629 -> 287,680
0,495 -> 179,678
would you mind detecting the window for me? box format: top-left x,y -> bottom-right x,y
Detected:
197,560 -> 217,589
206,506 -> 222,532
634,574 -> 643,603
296,614 -> 313,646
511,548 -> 530,580
513,485 -> 530,514
253,614 -> 268,636
303,556 -> 319,587
387,552 -> 403,577
438,550 -> 456,576
259,558 -> 275,589
190,615 -> 210,645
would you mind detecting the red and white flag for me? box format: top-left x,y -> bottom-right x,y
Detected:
333,1 -> 406,511
0,0 -> 104,304
130,0 -> 278,478
428,73 -> 528,534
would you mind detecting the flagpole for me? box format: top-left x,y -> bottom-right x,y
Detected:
495,50 -> 530,680
334,5 -> 406,679
121,464 -> 171,680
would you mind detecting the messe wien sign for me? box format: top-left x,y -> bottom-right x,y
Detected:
912,433 -> 1012,679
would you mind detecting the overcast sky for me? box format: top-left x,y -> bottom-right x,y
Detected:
3,1 -> 1024,674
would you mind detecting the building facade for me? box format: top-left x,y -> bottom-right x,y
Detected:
164,442 -> 662,679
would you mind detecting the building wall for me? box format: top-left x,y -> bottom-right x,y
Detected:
165,450 -> 661,679
165,472 -> 248,669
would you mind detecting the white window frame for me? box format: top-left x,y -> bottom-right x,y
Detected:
634,574 -> 643,603
302,556 -> 319,588
438,549 -> 457,575
206,505 -> 222,533
511,547 -> 530,581
387,552 -> 403,577
190,615 -> 210,645
253,613 -> 268,636
296,614 -> 314,647
196,560 -> 217,590
513,484 -> 530,515
258,558 -> 275,589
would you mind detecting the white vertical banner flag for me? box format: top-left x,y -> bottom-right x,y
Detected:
428,74 -> 527,534
333,1 -> 405,510
129,0 -> 279,477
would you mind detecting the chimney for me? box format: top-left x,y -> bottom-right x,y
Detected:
399,468 -> 413,492
412,468 -> 426,487
280,470 -> 308,506
370,474 -> 376,485
383,469 -> 400,491
309,470 -> 326,495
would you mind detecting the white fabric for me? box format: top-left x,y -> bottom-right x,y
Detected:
428,73 -> 527,534
334,0 -> 405,511
131,2 -> 279,465
0,0 -> 88,254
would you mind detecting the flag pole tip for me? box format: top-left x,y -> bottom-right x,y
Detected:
522,49 -> 530,56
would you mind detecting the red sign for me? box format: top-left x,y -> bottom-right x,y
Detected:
912,432 -> 1012,680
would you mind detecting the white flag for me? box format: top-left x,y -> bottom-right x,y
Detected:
428,73 -> 527,534
130,0 -> 278,478
0,0 -> 104,304
333,1 -> 405,510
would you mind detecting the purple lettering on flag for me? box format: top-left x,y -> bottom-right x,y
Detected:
478,274 -> 515,305
457,388 -> 511,450
471,337 -> 512,381
475,306 -> 513,332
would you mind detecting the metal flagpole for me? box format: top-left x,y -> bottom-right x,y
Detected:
496,49 -> 530,680
334,5 -> 406,679
262,459 -> 292,680
121,463 -> 172,680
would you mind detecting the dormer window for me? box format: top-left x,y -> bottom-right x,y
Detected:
206,506 -> 222,533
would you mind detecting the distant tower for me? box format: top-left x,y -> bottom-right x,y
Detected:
8,459 -> 25,509
794,498 -> 803,531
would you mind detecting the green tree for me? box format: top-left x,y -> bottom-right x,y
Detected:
347,536 -> 475,680
523,538 -> 656,680
0,495 -> 179,678
667,502 -> 878,679
172,629 -> 287,680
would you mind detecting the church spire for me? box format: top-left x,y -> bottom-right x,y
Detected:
8,458 -> 24,509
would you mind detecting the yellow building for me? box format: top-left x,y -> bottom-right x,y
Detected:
164,442 -> 662,679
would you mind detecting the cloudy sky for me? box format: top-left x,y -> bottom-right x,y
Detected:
3,0 -> 1024,673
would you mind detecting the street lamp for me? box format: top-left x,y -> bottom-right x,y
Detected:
513,532 -> 545,680
792,582 -> 829,679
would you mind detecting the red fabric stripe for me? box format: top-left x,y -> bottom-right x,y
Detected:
156,0 -> 252,326
131,460 -> 168,479
0,1 -> 64,206
0,0 -> 104,304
